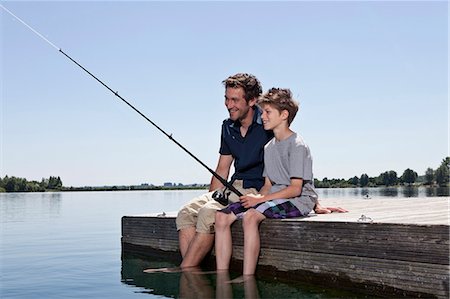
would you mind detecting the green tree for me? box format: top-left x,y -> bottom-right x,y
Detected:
320,177 -> 330,188
17,177 -> 27,191
360,174 -> 369,187
40,178 -> 49,189
0,175 -> 63,192
47,176 -> 63,190
4,176 -> 15,192
435,157 -> 450,187
378,171 -> 398,186
349,176 -> 359,186
401,168 -> 418,185
3,176 -> 26,192
26,181 -> 43,192
388,170 -> 398,186
424,168 -> 434,185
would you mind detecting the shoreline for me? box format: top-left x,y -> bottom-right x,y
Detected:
1,184 -> 448,194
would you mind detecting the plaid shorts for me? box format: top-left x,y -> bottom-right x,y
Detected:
219,199 -> 304,219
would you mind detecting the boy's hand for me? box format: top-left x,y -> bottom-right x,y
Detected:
240,194 -> 264,209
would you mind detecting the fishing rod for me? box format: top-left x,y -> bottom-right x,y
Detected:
1,4 -> 241,204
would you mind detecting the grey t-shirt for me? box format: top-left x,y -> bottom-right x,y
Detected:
263,133 -> 318,215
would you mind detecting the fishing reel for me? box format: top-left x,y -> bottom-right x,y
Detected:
212,189 -> 231,206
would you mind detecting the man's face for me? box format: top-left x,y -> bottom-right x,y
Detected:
224,87 -> 252,122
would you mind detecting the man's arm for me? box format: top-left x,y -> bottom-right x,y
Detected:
208,154 -> 234,192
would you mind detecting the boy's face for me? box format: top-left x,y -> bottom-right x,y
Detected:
224,87 -> 254,122
260,103 -> 287,130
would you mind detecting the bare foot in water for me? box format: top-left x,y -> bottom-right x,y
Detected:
143,267 -> 182,273
227,275 -> 255,284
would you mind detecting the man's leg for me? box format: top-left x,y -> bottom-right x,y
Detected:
180,195 -> 225,268
179,226 -> 196,258
180,232 -> 215,268
176,192 -> 215,258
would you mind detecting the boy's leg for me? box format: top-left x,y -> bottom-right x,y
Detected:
242,209 -> 266,275
215,211 -> 237,270
216,270 -> 232,297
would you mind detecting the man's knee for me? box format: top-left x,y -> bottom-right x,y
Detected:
196,206 -> 218,234
176,192 -> 215,231
176,206 -> 196,231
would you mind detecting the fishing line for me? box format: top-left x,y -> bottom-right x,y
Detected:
1,4 -> 59,50
1,4 -> 242,201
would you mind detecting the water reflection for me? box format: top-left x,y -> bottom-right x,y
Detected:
315,186 -> 449,199
179,268 -> 217,298
121,252 -> 367,298
379,187 -> 399,197
215,272 -> 260,299
401,186 -> 419,198
0,192 -> 62,222
425,186 -> 450,197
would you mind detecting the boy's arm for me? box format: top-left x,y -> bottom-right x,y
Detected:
262,178 -> 303,202
258,177 -> 272,195
240,178 -> 303,208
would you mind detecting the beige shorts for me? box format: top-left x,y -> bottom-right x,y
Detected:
175,180 -> 257,234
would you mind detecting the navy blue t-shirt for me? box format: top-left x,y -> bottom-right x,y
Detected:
219,107 -> 274,190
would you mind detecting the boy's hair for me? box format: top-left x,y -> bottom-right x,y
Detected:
258,88 -> 299,125
222,73 -> 262,102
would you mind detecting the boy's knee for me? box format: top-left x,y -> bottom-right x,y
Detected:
215,211 -> 232,229
242,209 -> 263,226
215,210 -> 225,222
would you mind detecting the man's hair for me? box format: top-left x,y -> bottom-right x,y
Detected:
258,88 -> 299,125
222,73 -> 262,102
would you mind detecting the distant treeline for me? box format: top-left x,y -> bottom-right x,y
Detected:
63,184 -> 208,192
315,157 -> 449,188
0,176 -> 62,192
1,157 -> 448,193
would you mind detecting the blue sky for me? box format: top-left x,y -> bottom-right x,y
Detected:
1,1 -> 448,187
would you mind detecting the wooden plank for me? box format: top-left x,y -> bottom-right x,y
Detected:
300,197 -> 449,225
122,217 -> 450,264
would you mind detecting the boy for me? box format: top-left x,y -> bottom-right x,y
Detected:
215,88 -> 321,276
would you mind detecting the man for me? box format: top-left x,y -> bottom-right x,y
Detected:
176,73 -> 346,269
176,73 -> 272,268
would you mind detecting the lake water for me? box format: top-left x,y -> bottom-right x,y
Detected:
0,187 -> 447,298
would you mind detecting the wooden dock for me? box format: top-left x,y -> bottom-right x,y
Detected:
121,197 -> 449,298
